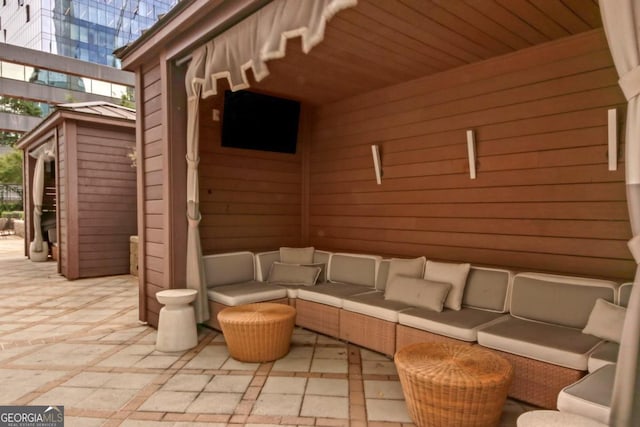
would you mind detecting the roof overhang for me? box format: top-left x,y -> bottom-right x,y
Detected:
117,0 -> 605,106
117,0 -> 270,70
17,107 -> 135,151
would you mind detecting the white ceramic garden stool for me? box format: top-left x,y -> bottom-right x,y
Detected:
155,289 -> 198,352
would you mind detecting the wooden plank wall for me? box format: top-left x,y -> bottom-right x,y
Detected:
309,29 -> 633,281
75,123 -> 137,278
56,125 -> 67,277
140,61 -> 164,326
198,95 -> 304,254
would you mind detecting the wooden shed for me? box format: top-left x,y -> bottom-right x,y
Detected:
116,0 -> 634,325
18,101 -> 137,280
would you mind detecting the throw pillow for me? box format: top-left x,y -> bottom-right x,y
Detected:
582,298 -> 627,343
385,256 -> 427,289
267,262 -> 321,286
280,246 -> 315,264
424,260 -> 471,311
385,275 -> 451,312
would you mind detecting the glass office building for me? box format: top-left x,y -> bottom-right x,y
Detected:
1,0 -> 177,68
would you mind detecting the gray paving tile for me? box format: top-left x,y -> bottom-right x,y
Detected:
252,393 -> 302,416
261,376 -> 307,394
162,373 -> 211,391
364,379 -> 405,399
205,374 -> 253,393
301,395 -> 349,418
366,398 -> 412,423
186,392 -> 242,414
138,390 -> 199,412
306,378 -> 348,396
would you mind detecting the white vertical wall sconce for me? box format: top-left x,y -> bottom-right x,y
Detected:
371,144 -> 382,185
466,130 -> 477,179
608,108 -> 617,171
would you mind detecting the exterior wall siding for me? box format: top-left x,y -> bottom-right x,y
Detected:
141,61 -> 165,326
56,125 -> 66,275
75,123 -> 137,278
308,30 -> 633,281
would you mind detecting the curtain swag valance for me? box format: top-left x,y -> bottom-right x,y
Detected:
186,0 -> 357,99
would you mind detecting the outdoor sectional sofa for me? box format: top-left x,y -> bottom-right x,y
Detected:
201,247 -> 629,412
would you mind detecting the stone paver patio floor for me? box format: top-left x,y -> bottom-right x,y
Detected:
0,236 -> 535,426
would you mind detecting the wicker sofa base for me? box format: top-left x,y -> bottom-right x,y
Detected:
295,299 -> 340,337
204,298 -> 289,331
396,324 -> 474,352
479,346 -> 586,409
339,310 -> 396,357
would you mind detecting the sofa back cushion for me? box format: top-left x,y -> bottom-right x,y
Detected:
424,260 -> 471,311
280,246 -> 315,264
510,273 -> 618,329
376,260 -> 391,291
255,249 -> 332,282
328,253 -> 380,287
203,252 -> 255,287
619,282 -> 633,307
314,250 -> 331,265
462,267 -> 512,313
383,257 -> 427,290
255,251 -> 280,281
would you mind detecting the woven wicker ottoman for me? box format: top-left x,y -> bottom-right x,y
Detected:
217,302 -> 296,362
395,342 -> 513,427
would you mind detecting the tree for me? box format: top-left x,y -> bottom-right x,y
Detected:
0,150 -> 23,184
0,96 -> 39,147
120,89 -> 135,109
0,96 -> 42,117
0,131 -> 22,147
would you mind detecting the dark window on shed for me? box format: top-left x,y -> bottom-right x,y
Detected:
25,4 -> 29,21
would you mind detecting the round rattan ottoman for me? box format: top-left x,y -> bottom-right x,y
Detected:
217,302 -> 296,362
394,342 -> 513,427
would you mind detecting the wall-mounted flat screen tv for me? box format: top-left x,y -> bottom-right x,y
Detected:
221,90 -> 301,154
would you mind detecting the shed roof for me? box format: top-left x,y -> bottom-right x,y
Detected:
55,101 -> 137,121
17,101 -> 136,151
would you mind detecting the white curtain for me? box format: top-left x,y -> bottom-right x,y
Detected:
29,141 -> 55,262
599,1 -> 640,426
184,0 -> 357,322
185,47 -> 209,323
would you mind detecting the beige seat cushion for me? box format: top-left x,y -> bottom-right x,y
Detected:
557,364 -> 614,424
398,307 -> 508,342
342,291 -> 412,322
588,342 -> 618,373
296,282 -> 375,308
477,316 -> 602,370
207,281 -> 287,306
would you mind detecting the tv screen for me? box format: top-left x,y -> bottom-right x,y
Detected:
221,90 -> 301,154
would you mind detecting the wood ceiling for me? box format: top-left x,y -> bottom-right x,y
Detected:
251,0 -> 603,105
